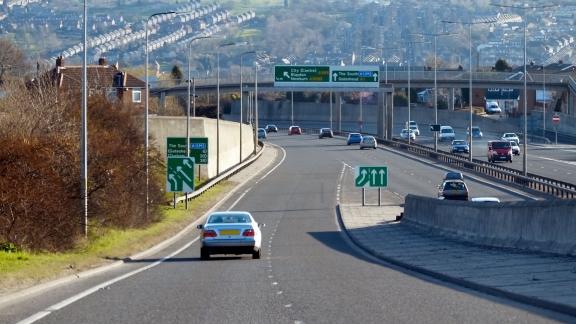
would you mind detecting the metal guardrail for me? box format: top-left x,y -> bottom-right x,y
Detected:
171,142 -> 265,205
335,130 -> 576,199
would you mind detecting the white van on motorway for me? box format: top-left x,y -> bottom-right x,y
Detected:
439,125 -> 455,141
485,100 -> 502,114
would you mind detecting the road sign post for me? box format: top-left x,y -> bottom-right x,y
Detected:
166,157 -> 195,193
552,114 -> 560,145
355,166 -> 388,188
355,166 -> 388,206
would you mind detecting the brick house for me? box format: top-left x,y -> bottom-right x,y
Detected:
46,56 -> 146,107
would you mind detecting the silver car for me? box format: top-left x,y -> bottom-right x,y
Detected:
197,211 -> 263,260
360,135 -> 377,149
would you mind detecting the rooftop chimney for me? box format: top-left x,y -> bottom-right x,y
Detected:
56,56 -> 64,67
98,57 -> 108,66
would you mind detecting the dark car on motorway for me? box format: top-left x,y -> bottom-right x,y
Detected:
450,140 -> 470,153
487,140 -> 512,163
347,133 -> 363,145
438,180 -> 469,201
288,126 -> 302,135
265,124 -> 278,133
444,171 -> 464,181
257,128 -> 267,139
319,128 -> 334,139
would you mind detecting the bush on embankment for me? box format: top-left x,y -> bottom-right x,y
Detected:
0,80 -> 164,252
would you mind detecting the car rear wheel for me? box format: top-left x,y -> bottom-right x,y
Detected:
252,249 -> 261,259
200,247 -> 210,260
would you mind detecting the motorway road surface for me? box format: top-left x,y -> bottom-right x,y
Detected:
3,133 -> 573,323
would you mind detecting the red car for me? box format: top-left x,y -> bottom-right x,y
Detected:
288,126 -> 302,135
487,140 -> 512,163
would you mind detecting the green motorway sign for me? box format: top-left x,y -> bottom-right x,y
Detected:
332,70 -> 379,83
167,157 -> 195,192
355,166 -> 388,188
167,137 -> 208,164
274,65 -> 330,83
274,65 -> 379,88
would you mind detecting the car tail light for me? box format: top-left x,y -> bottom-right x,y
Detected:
203,230 -> 217,238
242,229 -> 255,237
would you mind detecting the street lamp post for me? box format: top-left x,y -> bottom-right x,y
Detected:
145,11 -> 175,217
491,3 -> 557,176
543,64 -> 546,138
216,41 -> 247,175
81,0 -> 88,237
443,19 -> 493,162
411,29 -> 457,152
240,50 -> 256,163
254,62 -> 259,155
184,35 -> 211,210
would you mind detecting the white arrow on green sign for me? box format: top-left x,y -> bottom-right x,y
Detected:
167,157 -> 195,192
355,166 -> 388,188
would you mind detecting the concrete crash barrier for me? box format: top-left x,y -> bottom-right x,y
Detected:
403,194 -> 576,256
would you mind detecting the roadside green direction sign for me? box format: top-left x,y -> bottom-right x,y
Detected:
167,137 -> 208,164
355,166 -> 388,188
274,65 -> 379,88
167,157 -> 195,192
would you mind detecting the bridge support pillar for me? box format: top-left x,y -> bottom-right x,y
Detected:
378,91 -> 385,139
449,88 -> 455,111
336,94 -> 342,133
381,84 -> 394,140
569,91 -> 574,115
159,91 -> 166,115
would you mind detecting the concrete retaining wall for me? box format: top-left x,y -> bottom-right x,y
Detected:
403,194 -> 576,256
149,116 -> 255,179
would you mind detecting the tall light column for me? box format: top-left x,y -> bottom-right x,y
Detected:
239,50 -> 256,162
145,11 -> 175,216
490,3 -> 557,175
469,22 -> 473,161
254,62 -> 259,154
216,42 -> 245,175
410,29 -> 457,152
443,19 -> 494,162
81,0 -> 88,237
543,64 -> 546,138
187,36 -> 212,156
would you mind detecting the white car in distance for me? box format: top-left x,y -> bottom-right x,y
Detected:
501,133 -> 520,144
400,129 -> 416,141
409,125 -> 420,136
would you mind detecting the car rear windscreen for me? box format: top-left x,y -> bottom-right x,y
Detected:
492,141 -> 510,149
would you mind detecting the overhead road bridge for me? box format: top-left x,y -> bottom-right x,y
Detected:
150,70 -> 573,97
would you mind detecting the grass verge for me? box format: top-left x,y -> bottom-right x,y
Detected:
0,180 -> 237,296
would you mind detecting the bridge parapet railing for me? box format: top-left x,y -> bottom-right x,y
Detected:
149,70 -> 572,91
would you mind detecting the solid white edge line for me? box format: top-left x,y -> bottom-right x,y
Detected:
15,143 -> 288,323
17,238 -> 199,324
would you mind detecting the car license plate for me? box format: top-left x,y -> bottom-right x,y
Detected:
219,229 -> 240,235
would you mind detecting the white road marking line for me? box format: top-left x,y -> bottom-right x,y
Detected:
227,188 -> 252,211
536,155 -> 576,166
17,237 -> 200,324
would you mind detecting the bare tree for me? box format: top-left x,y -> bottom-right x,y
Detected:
0,38 -> 26,85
